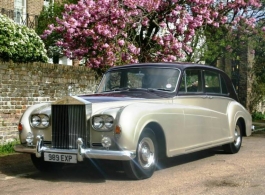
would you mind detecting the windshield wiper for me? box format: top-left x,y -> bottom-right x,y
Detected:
103,87 -> 171,93
147,88 -> 172,92
103,87 -> 130,92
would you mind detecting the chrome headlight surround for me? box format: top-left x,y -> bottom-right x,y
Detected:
92,115 -> 114,131
30,114 -> 50,128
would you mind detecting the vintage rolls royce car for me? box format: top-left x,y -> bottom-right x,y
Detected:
15,62 -> 252,180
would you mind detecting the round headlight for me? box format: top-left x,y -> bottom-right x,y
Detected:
41,115 -> 50,127
31,115 -> 41,127
93,116 -> 104,129
104,116 -> 114,128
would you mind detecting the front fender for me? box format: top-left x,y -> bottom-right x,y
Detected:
117,102 -> 184,152
19,103 -> 51,144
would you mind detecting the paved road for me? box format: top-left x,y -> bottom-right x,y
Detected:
1,132 -> 265,195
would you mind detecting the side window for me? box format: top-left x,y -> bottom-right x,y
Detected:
128,72 -> 143,88
106,72 -> 121,90
204,70 -> 221,94
179,69 -> 202,93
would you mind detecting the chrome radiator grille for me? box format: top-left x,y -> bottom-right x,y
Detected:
51,105 -> 87,149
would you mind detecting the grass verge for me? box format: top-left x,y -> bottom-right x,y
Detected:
0,139 -> 20,156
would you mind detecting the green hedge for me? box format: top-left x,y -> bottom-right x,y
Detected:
252,112 -> 265,121
0,14 -> 48,63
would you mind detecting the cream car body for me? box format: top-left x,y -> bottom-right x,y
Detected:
15,63 -> 252,180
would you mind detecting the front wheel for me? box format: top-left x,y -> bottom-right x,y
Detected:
223,121 -> 242,154
123,128 -> 157,180
31,154 -> 64,172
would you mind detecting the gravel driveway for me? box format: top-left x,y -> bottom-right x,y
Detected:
0,131 -> 265,195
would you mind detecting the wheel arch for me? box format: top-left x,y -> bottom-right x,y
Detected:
143,122 -> 167,159
228,101 -> 252,137
237,117 -> 246,137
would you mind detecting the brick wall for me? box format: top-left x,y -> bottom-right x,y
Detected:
0,0 -> 14,10
0,0 -> 43,15
27,0 -> 43,15
0,61 -> 99,144
0,0 -> 43,14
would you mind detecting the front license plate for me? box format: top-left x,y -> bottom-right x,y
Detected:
44,153 -> 77,163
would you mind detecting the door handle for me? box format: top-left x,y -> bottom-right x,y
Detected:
202,95 -> 213,99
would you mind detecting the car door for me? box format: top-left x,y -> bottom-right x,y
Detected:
202,69 -> 231,142
173,68 -> 213,150
173,68 -> 230,152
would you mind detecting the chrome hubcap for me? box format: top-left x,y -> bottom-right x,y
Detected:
138,137 -> 155,169
234,125 -> 241,148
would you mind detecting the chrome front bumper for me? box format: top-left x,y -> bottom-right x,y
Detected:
14,136 -> 136,161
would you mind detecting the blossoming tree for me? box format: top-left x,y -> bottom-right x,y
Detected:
43,0 -> 261,68
198,0 -> 265,66
36,0 -> 79,63
0,14 -> 48,63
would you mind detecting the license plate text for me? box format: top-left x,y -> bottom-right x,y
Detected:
44,153 -> 77,163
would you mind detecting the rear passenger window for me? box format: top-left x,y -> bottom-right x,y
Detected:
204,70 -> 221,93
204,71 -> 221,93
179,69 -> 203,93
179,69 -> 229,95
204,71 -> 229,95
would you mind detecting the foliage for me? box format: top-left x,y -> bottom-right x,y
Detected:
247,74 -> 265,112
249,24 -> 265,111
199,26 -> 230,65
0,14 -> 48,63
0,139 -> 20,156
193,1 -> 265,111
36,0 -> 79,62
253,21 -> 265,81
252,112 -> 265,121
199,0 -> 265,66
42,0 -> 261,69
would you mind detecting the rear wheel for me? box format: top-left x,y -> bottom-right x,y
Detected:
31,154 -> 64,172
223,121 -> 242,154
123,128 -> 157,180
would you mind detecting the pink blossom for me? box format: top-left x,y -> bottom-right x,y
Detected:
128,44 -> 140,55
221,16 -> 228,24
160,22 -> 167,28
102,43 -> 109,48
142,17 -> 149,26
172,41 -> 182,50
158,39 -> 164,46
213,22 -> 219,27
67,28 -> 75,34
212,11 -> 218,18
118,39 -> 125,46
42,0 -> 262,68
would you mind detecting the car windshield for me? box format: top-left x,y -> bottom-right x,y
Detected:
96,67 -> 181,93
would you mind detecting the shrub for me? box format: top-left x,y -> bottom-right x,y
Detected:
0,14 -> 48,63
252,112 -> 265,121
